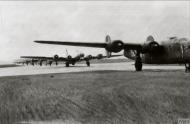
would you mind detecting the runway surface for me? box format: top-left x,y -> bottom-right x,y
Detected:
0,62 -> 185,77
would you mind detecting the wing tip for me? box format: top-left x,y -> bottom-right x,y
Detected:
20,56 -> 26,58
34,40 -> 42,43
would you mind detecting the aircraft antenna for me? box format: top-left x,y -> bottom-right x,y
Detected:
66,49 -> 69,57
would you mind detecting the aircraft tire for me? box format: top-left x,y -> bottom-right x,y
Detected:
135,56 -> 142,71
49,61 -> 52,66
185,63 -> 190,72
66,62 -> 69,67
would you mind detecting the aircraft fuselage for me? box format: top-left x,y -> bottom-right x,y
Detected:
125,37 -> 190,64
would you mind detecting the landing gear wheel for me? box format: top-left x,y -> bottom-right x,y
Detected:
66,62 -> 69,67
185,63 -> 190,72
86,61 -> 90,67
135,55 -> 142,71
72,62 -> 75,65
55,62 -> 58,66
49,61 -> 52,66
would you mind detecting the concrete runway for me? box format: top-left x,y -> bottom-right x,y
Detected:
0,62 -> 185,77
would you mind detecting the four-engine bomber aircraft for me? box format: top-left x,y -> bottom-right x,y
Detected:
35,35 -> 190,71
21,53 -> 122,67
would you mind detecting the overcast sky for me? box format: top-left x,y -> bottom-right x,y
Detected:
0,1 -> 189,63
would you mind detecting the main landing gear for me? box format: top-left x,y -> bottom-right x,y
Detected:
86,61 -> 90,67
31,62 -> 34,66
135,52 -> 142,71
39,61 -> 43,66
49,61 -> 52,66
72,62 -> 75,65
66,62 -> 69,67
185,63 -> 190,72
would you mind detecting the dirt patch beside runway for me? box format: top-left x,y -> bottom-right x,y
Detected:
0,70 -> 190,124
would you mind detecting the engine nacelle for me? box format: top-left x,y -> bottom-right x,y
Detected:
67,55 -> 72,59
87,55 -> 92,59
142,41 -> 160,53
142,36 -> 160,54
105,35 -> 124,53
96,54 -> 103,59
106,40 -> 124,53
54,54 -> 59,60
80,53 -> 85,58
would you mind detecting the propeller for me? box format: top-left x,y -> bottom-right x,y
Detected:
105,35 -> 112,58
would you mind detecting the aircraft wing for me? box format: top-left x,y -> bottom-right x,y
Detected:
35,41 -> 106,48
124,43 -> 142,50
81,54 -> 123,61
21,56 -> 68,61
21,56 -> 52,60
93,54 -> 123,59
34,40 -> 143,51
105,54 -> 123,58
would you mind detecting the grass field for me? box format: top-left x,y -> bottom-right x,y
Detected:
0,70 -> 190,124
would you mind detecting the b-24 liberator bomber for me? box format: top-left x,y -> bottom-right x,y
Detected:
34,35 -> 190,71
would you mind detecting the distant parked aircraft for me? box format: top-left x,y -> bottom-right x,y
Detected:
14,59 -> 38,66
20,53 -> 122,67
